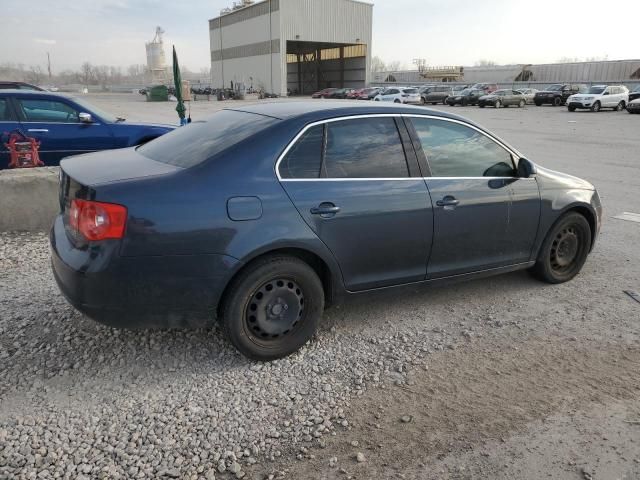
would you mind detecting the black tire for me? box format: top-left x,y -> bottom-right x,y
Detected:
568,106 -> 576,112
518,99 -> 525,108
462,98 -> 468,106
420,97 -> 426,105
221,255 -> 324,361
591,101 -> 601,112
394,99 -> 401,104
442,97 -> 448,105
531,213 -> 592,284
479,104 -> 485,108
432,102 -> 437,105
553,96 -> 562,106
615,101 -> 625,111
535,101 -> 542,106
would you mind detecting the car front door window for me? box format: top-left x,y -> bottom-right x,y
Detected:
18,99 -> 80,123
412,119 -> 515,178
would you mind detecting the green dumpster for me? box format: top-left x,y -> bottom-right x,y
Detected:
146,85 -> 169,102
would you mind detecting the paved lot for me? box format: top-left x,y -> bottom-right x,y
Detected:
1,95 -> 639,480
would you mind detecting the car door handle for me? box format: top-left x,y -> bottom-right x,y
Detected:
436,196 -> 460,208
27,129 -> 49,133
310,203 -> 340,216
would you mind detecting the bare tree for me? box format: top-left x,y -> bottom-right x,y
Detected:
25,66 -> 43,85
371,56 -> 387,73
80,62 -> 94,86
474,59 -> 497,67
387,60 -> 405,72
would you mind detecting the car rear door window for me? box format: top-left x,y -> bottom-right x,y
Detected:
279,124 -> 323,179
18,99 -> 80,123
411,118 -> 515,178
138,110 -> 277,168
323,117 -> 409,179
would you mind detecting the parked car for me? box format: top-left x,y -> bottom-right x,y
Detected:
0,90 -> 174,168
629,85 -> 640,102
356,87 -> 382,100
516,88 -> 539,104
374,87 -> 421,104
311,88 -> 338,99
0,81 -> 44,91
327,88 -> 355,99
534,84 -> 587,106
346,88 -> 365,99
471,83 -> 498,94
420,85 -> 454,105
452,84 -> 471,93
478,89 -> 526,108
567,85 -> 629,112
51,101 -> 602,360
626,98 -> 640,114
446,88 -> 485,106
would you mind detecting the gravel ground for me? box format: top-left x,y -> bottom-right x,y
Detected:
1,97 -> 639,480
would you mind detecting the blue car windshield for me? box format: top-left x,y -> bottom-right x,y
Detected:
138,110 -> 278,168
71,97 -> 118,123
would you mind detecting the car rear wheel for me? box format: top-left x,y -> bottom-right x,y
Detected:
553,97 -> 562,106
591,101 -> 601,112
495,100 -> 502,108
531,213 -> 591,284
568,106 -> 576,112
535,101 -> 542,106
420,97 -> 426,105
394,99 -> 401,104
221,255 -> 324,361
615,101 -> 625,111
442,98 -> 448,105
518,99 -> 525,108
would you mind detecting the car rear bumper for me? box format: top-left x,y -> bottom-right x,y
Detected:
50,215 -> 241,329
535,97 -> 559,104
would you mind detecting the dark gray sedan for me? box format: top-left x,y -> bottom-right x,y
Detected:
51,102 -> 602,361
478,89 -> 526,108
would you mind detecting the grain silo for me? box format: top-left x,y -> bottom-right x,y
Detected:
146,26 -> 167,84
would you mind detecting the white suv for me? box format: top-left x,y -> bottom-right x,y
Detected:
374,87 -> 421,104
567,85 -> 629,112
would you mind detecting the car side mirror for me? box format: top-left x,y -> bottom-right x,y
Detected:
79,112 -> 93,123
517,158 -> 536,178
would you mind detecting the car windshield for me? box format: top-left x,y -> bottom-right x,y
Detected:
547,84 -> 564,91
587,86 -> 606,94
138,110 -> 278,168
71,97 -> 118,123
633,85 -> 640,92
459,89 -> 471,95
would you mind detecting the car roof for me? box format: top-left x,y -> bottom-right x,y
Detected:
225,100 -> 469,123
0,89 -> 72,98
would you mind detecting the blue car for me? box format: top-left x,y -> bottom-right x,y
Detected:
51,102 -> 602,361
0,90 -> 174,168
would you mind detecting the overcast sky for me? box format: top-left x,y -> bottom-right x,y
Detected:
1,0 -> 638,73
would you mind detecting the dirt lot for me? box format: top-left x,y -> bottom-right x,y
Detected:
1,95 -> 639,480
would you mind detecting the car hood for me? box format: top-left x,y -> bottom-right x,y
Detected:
630,98 -> 640,104
535,165 -> 595,191
60,147 -> 181,186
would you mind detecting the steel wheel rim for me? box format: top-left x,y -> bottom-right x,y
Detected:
550,226 -> 581,273
245,278 -> 305,341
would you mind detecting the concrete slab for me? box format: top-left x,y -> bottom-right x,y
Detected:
0,167 -> 59,232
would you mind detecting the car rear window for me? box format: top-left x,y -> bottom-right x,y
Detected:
138,110 -> 277,168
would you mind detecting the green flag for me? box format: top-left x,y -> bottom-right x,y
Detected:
172,45 -> 186,125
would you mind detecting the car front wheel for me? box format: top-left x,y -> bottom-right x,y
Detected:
591,101 -> 601,112
615,101 -> 625,111
531,212 -> 592,284
221,255 -> 324,361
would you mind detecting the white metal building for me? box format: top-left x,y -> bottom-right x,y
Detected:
209,0 -> 373,96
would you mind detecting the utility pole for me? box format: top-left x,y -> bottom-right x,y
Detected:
47,52 -> 52,79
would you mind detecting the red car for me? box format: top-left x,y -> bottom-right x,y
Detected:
346,88 -> 365,99
311,88 -> 338,99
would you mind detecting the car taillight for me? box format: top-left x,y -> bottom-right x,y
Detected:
69,199 -> 127,241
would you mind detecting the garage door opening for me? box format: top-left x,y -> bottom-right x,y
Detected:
286,41 -> 367,95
